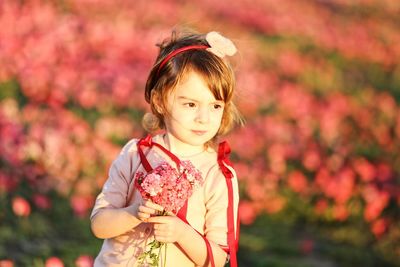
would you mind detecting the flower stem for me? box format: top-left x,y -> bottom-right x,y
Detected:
163,243 -> 167,267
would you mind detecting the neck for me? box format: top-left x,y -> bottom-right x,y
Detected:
163,133 -> 205,157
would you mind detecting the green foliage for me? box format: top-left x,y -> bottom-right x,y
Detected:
0,186 -> 101,266
238,211 -> 399,267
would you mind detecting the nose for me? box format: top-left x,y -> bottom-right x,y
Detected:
195,107 -> 210,124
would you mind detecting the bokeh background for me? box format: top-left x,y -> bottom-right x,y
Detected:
1,0 -> 399,266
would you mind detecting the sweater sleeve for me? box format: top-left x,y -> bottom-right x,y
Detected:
203,163 -> 239,248
90,139 -> 140,220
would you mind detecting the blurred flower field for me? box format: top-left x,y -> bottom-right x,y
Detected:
0,0 -> 399,266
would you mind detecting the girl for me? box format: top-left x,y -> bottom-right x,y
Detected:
90,29 -> 242,267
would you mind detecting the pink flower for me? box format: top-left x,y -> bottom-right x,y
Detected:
362,185 -> 390,222
135,160 -> 203,214
332,204 -> 349,221
268,143 -> 287,174
205,31 -> 237,58
371,218 -> 389,238
12,196 -> 31,217
264,196 -> 286,214
33,194 -> 51,210
315,167 -> 332,188
377,163 -> 392,182
141,173 -> 163,196
0,172 -> 18,193
75,255 -> 94,267
302,149 -> 321,171
0,259 -> 14,267
314,199 -> 328,215
247,182 -> 267,201
135,160 -> 203,266
287,171 -> 308,194
277,51 -> 304,76
334,167 -> 355,204
45,257 -> 64,267
364,201 -> 387,222
299,238 -> 314,255
70,195 -> 94,218
239,201 -> 257,225
352,158 -> 376,182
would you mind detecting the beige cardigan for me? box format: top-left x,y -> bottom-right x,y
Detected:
91,135 -> 239,267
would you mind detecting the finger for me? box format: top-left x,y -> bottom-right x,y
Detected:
165,211 -> 174,216
154,229 -> 168,237
143,200 -> 164,211
138,210 -> 154,219
147,216 -> 170,224
154,223 -> 167,231
138,211 -> 150,221
138,205 -> 159,215
154,234 -> 172,243
139,205 -> 166,217
154,235 -> 165,243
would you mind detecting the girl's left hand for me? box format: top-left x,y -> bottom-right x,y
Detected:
137,200 -> 164,222
146,215 -> 187,243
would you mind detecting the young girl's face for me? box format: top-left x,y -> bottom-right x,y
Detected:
163,70 -> 225,152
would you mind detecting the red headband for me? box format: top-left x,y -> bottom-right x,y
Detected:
157,45 -> 209,76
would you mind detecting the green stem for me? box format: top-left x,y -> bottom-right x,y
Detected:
163,243 -> 167,267
157,244 -> 162,266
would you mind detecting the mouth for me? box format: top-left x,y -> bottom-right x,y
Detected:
191,130 -> 208,136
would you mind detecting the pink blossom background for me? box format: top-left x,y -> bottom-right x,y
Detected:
1,0 -> 400,265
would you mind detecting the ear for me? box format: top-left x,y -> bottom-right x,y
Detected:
151,90 -> 164,114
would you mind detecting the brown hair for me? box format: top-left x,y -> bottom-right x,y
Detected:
143,29 -> 243,143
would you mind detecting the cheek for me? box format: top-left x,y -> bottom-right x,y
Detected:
212,111 -> 224,124
170,109 -> 193,123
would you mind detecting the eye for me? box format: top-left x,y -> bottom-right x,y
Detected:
213,103 -> 224,109
184,102 -> 196,108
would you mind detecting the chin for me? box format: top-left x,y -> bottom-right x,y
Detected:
187,140 -> 208,146
186,137 -> 211,146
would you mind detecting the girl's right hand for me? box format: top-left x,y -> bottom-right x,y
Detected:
137,200 -> 165,222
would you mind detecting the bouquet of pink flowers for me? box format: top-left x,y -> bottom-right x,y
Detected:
135,160 -> 203,213
134,160 -> 204,266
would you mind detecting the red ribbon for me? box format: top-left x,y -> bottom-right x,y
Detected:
218,141 -> 239,267
137,135 -> 181,172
